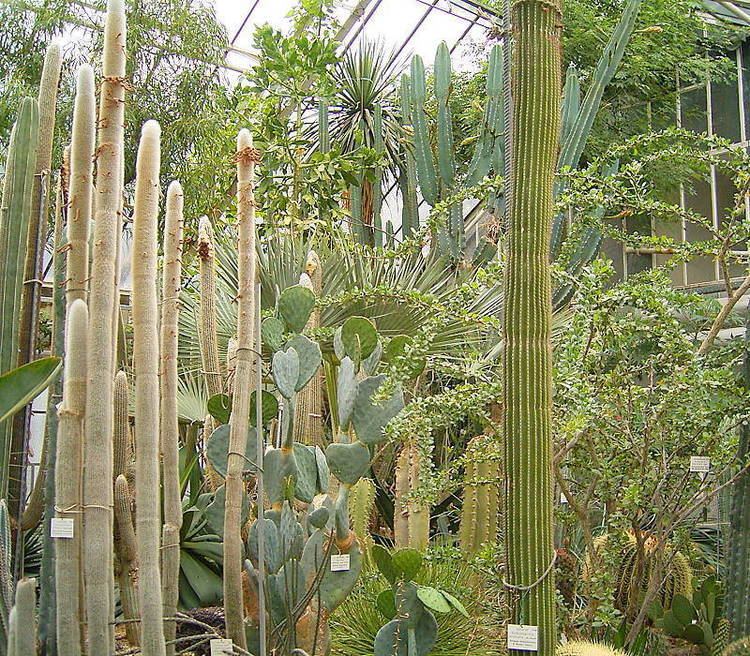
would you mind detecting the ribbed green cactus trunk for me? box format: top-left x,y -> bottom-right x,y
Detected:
726,308 -> 750,638
503,0 -> 562,654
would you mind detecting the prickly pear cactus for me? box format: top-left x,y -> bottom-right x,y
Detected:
202,276 -> 407,655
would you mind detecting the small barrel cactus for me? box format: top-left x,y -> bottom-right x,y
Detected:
556,641 -> 626,656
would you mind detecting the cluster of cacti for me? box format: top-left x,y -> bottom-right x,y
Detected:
651,577 -> 728,654
394,443 -> 429,550
556,642 -> 626,656
458,432 -> 501,555
503,1 -> 562,654
584,533 -> 692,618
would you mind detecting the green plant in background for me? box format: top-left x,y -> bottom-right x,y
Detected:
651,577 -> 729,655
406,41 -> 505,261
369,545 -> 468,656
331,550 -> 501,656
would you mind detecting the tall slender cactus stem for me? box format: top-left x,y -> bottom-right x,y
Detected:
83,1 -> 126,651
503,0 -> 562,654
66,64 -> 96,306
132,120 -> 166,655
54,299 -> 87,656
161,181 -> 184,655
223,129 -> 258,651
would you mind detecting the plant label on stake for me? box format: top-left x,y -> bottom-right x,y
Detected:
560,492 -> 568,504
210,638 -> 233,656
690,456 -> 710,474
50,517 -> 74,538
507,624 -> 539,651
330,554 -> 351,572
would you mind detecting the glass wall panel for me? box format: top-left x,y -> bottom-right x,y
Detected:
685,178 -> 717,284
711,67 -> 741,142
681,85 -> 708,134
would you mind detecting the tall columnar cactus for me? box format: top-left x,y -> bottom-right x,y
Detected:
18,42 -> 62,369
503,0 -> 562,653
398,75 -> 419,239
114,475 -> 139,647
84,1 -> 126,650
161,181 -> 184,655
223,129 -> 258,651
407,42 -> 505,260
0,97 -> 39,498
197,215 -> 223,400
113,372 -> 139,647
459,434 -> 501,554
132,120 -> 165,655
394,443 -> 429,550
726,307 -> 750,638
293,251 -> 325,446
12,578 -> 37,656
66,64 -> 96,307
54,299 -> 87,655
349,477 -> 376,562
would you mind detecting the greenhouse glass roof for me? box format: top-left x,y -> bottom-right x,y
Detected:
213,0 -> 502,76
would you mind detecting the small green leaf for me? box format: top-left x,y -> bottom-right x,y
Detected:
371,544 -> 396,584
392,548 -> 423,582
416,586 -> 451,613
207,393 -> 231,425
440,590 -> 469,618
377,589 -> 397,620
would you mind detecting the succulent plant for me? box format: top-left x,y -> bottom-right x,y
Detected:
556,641 -> 626,656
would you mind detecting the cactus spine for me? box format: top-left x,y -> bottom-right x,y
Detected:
66,64 -> 96,306
54,299 -> 87,656
459,434 -> 501,554
84,1 -> 126,650
223,129 -> 257,651
12,578 -> 36,656
131,120 -> 165,655
0,97 -> 39,498
161,180 -> 183,655
294,250 -> 324,446
503,1 -> 562,653
727,306 -> 750,638
394,443 -> 429,550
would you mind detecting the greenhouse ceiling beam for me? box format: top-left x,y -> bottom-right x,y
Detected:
341,0 -> 386,51
230,0 -> 263,45
716,0 -> 750,23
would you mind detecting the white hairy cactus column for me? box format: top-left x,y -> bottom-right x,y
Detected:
503,0 -> 563,653
83,0 -> 126,651
54,299 -> 87,655
223,129 -> 257,650
160,181 -> 184,655
65,64 -> 95,306
13,578 -> 37,656
132,120 -> 166,655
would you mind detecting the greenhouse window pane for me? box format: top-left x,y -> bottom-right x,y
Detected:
711,70 -> 741,143
684,178 -> 716,284
681,85 -> 708,134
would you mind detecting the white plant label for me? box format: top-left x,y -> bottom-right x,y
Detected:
209,638 -> 233,656
507,624 -> 539,651
560,492 -> 568,504
690,456 -> 711,473
330,554 -> 351,572
50,518 -> 74,539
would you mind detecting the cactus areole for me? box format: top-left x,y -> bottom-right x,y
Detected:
503,0 -> 562,654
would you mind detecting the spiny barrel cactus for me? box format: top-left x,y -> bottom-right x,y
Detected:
556,641 -> 626,656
